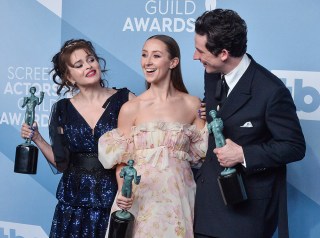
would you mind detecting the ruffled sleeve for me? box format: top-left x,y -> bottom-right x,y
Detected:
187,123 -> 208,163
98,129 -> 133,169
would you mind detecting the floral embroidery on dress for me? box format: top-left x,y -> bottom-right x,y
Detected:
99,121 -> 208,238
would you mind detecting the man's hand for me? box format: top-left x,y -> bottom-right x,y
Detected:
198,102 -> 206,120
213,139 -> 244,168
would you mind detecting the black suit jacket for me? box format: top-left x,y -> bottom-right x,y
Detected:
194,55 -> 306,238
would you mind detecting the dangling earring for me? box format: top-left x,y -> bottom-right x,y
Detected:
100,79 -> 104,88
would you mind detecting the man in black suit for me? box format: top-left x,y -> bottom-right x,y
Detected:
193,9 -> 306,238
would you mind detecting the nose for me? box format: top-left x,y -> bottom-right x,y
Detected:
193,50 -> 200,60
85,61 -> 93,69
145,56 -> 153,66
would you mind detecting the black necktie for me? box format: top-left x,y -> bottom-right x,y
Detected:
215,75 -> 229,105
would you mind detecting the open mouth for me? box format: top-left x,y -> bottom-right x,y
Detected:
86,70 -> 96,77
146,68 -> 157,73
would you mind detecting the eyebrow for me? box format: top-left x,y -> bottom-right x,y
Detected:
142,49 -> 163,54
72,54 -> 94,65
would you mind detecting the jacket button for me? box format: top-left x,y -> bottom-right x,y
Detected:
201,179 -> 204,183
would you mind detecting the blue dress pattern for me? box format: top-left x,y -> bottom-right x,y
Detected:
49,88 -> 130,238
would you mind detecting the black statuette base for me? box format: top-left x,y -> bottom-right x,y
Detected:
14,144 -> 38,174
217,172 -> 247,206
108,211 -> 134,238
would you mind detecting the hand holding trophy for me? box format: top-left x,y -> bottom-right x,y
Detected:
14,87 -> 44,174
208,110 -> 247,205
108,159 -> 141,238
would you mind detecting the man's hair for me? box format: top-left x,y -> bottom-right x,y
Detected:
195,9 -> 247,57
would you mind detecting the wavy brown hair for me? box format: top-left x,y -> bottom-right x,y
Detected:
50,39 -> 107,95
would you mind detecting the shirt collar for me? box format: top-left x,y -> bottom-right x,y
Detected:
224,54 -> 251,95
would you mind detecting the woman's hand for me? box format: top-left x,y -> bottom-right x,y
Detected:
198,102 -> 206,120
116,192 -> 134,210
21,122 -> 40,141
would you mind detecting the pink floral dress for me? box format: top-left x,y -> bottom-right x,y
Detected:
98,121 -> 208,238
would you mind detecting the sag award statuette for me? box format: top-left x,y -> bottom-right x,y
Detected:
208,110 -> 247,205
109,159 -> 141,238
14,87 -> 44,174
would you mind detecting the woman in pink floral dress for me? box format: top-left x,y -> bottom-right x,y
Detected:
99,35 -> 208,238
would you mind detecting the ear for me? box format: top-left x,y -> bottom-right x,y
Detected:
170,57 -> 179,69
220,49 -> 229,62
66,74 -> 75,85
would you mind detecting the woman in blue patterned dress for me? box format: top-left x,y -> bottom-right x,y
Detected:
20,39 -> 135,237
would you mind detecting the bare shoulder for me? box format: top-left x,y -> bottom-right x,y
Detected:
182,93 -> 201,110
180,93 -> 204,128
128,92 -> 136,100
120,96 -> 140,117
118,97 -> 142,134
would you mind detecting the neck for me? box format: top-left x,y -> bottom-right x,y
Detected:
74,85 -> 107,103
148,81 -> 177,101
222,55 -> 244,75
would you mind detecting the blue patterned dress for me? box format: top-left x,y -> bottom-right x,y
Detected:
49,88 -> 130,238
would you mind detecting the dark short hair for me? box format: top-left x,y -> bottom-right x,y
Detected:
195,9 -> 247,57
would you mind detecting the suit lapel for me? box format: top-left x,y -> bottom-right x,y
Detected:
218,60 -> 256,120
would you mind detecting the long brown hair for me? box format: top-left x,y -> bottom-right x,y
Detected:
145,35 -> 188,94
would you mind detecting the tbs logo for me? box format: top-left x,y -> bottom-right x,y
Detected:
272,70 -> 320,121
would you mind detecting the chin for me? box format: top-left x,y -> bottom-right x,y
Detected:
205,68 -> 217,74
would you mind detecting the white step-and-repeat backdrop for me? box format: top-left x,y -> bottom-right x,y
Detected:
1,0 -> 319,237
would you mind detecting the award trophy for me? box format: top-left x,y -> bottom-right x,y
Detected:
108,159 -> 141,238
14,87 -> 44,174
208,110 -> 247,205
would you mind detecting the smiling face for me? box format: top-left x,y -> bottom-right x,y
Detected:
66,49 -> 101,88
193,33 -> 223,74
141,38 -> 178,85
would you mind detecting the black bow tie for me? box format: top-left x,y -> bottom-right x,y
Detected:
215,75 -> 229,103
